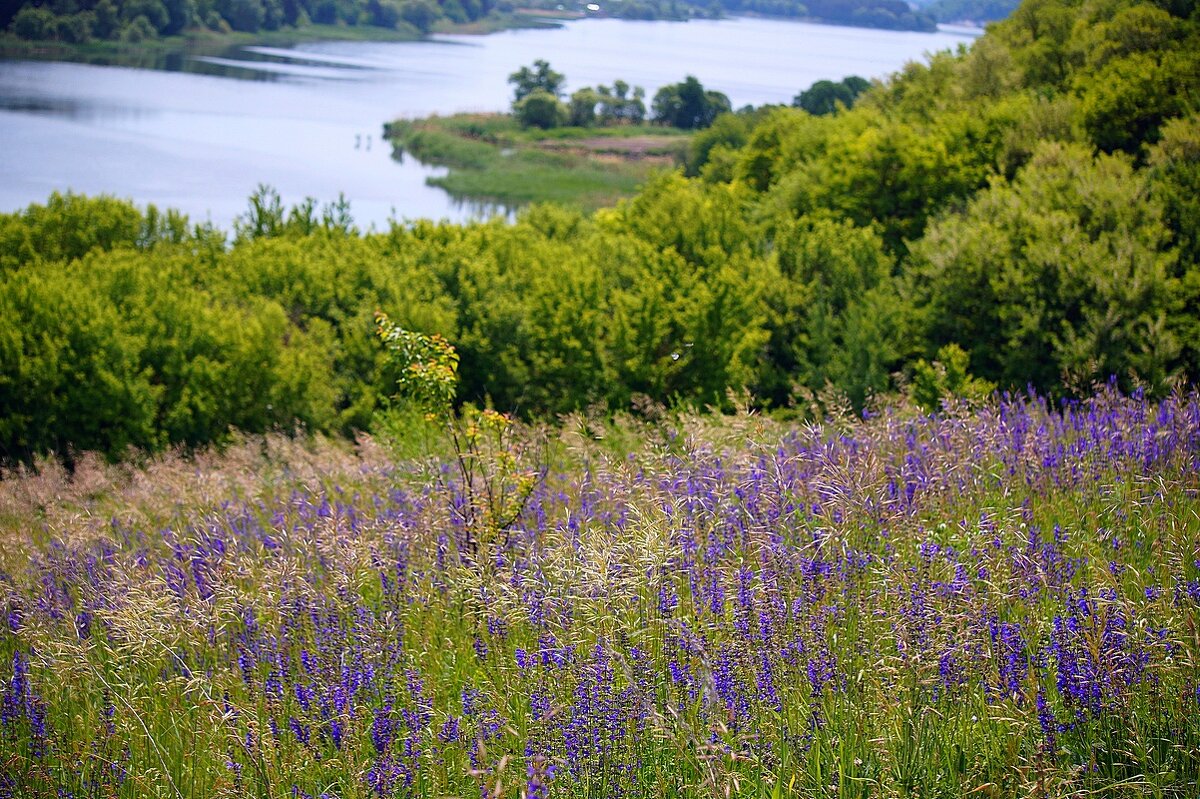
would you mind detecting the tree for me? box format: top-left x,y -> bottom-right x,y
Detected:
514,89 -> 564,130
368,0 -> 404,27
1075,50 -> 1197,155
793,75 -> 870,116
508,59 -> 565,104
124,0 -> 171,31
216,0 -> 264,31
1148,114 -> 1200,378
759,214 -> 902,407
908,141 -> 1181,393
162,0 -> 196,34
596,80 -> 645,125
92,0 -> 121,38
685,112 -> 748,176
398,0 -> 438,32
910,344 -> 995,410
9,6 -> 56,39
651,76 -> 731,129
569,87 -> 599,127
54,13 -> 93,43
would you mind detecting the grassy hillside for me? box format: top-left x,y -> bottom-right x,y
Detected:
1,0 -> 1198,466
1,390 -> 1199,796
2,3 -> 1200,794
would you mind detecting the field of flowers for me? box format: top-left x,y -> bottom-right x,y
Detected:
2,388 -> 1199,798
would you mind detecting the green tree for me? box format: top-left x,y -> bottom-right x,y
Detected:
123,0 -> 171,31
55,13 -> 94,43
0,266 -> 160,464
507,59 -> 565,104
368,0 -> 403,27
910,343 -> 995,410
513,89 -> 565,129
398,0 -> 438,31
596,80 -> 646,125
162,0 -> 196,33
9,6 -> 56,39
1148,114 -> 1200,378
1075,49 -> 1198,155
685,112 -> 749,176
651,75 -> 731,129
909,141 -> 1181,392
121,14 -> 158,40
92,0 -> 120,38
760,214 -> 902,407
568,87 -> 599,127
793,75 -> 870,116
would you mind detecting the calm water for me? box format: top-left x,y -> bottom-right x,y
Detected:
0,18 -> 977,229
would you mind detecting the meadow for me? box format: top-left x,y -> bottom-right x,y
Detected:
2,386 -> 1199,797
384,114 -> 690,210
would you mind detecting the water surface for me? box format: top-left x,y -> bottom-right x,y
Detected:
0,18 -> 977,229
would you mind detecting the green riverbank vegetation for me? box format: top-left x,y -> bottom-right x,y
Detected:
0,0 -> 565,60
384,113 -> 689,209
3,0 -> 1200,467
383,64 -> 735,209
516,0 -> 939,29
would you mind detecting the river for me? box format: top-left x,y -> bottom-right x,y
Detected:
0,17 -> 978,229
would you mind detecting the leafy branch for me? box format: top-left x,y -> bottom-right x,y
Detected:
374,312 -> 541,567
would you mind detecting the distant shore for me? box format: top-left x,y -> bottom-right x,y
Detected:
0,12 -> 569,68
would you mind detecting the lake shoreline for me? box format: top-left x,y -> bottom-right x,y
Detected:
384,112 -> 691,210
0,12 -> 571,69
0,11 -> 982,72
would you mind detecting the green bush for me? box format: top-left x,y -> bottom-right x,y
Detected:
513,89 -> 565,130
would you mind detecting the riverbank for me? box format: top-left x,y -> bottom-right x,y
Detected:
0,12 -> 566,69
384,113 -> 691,210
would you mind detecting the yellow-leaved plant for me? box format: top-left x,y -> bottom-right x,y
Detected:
374,311 -> 541,567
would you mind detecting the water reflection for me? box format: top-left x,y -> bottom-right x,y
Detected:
450,196 -> 518,222
0,95 -> 83,116
0,92 -> 153,123
191,55 -> 366,81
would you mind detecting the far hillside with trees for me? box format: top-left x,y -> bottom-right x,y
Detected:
2,0 -> 946,46
914,0 -> 1019,23
560,0 -> 940,30
0,0 -> 528,44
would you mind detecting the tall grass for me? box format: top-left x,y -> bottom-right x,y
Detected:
384,115 -> 684,210
2,388 -> 1199,797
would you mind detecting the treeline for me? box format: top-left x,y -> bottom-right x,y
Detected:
793,75 -> 870,115
554,0 -> 938,31
1,0 -> 504,42
916,0 -> 1018,23
508,61 -> 730,131
3,0 -> 1199,465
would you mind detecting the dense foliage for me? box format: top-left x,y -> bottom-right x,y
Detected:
3,0 -> 1200,465
792,75 -> 870,116
919,0 -> 1020,21
568,82 -> 648,128
627,0 -> 944,31
651,76 -> 732,129
506,63 -> 726,132
587,0 -> 939,30
2,389 -> 1199,797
